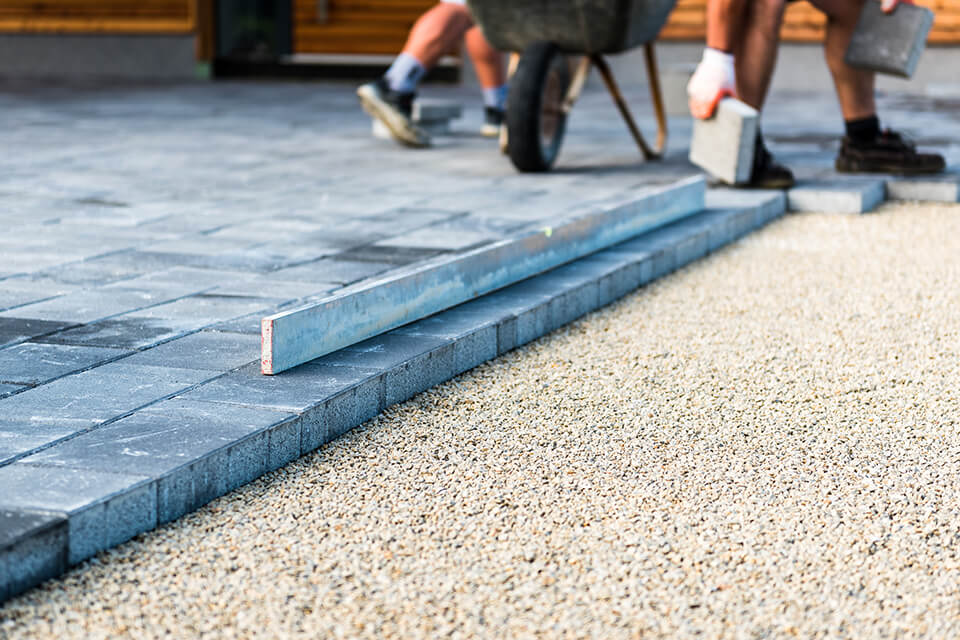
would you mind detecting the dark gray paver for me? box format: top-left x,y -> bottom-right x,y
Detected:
0,464 -> 154,565
0,318 -> 78,349
0,509 -> 68,602
0,343 -> 129,386
35,317 -> 197,350
119,331 -> 259,371
0,383 -> 27,398
270,258 -> 396,285
20,400 -> 298,525
0,362 -> 216,431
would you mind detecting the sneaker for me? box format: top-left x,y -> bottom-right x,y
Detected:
748,139 -> 795,189
835,129 -> 945,175
481,107 -> 504,138
356,78 -> 430,148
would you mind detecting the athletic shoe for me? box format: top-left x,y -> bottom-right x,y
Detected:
356,78 -> 430,148
835,129 -> 945,175
748,139 -> 795,189
481,107 -> 504,138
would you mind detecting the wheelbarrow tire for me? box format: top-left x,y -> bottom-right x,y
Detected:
507,42 -> 571,173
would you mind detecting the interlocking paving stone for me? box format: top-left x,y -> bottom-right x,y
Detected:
0,278 -> 77,313
0,317 -> 78,349
36,317 -> 197,350
0,383 -> 27,398
0,285 -> 213,323
20,399 -> 298,524
119,331 -> 259,371
787,178 -> 886,214
269,258 -> 394,285
0,343 -> 129,386
0,509 -> 68,602
0,419 -> 81,466
0,362 -> 216,430
0,464 -> 154,565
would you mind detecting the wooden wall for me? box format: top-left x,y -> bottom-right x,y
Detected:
293,0 -> 433,55
0,0 -> 195,34
662,0 -> 960,44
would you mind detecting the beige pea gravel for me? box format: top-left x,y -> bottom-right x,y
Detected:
3,202 -> 960,639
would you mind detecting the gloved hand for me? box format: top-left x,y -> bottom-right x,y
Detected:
687,48 -> 736,120
881,0 -> 914,13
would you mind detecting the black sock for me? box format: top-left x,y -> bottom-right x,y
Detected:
845,115 -> 880,144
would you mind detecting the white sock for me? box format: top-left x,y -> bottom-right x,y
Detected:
482,85 -> 508,111
384,53 -> 426,93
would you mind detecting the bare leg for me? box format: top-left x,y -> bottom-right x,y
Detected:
464,26 -> 504,89
807,0 -> 876,120
706,0 -> 750,52
733,0 -> 787,110
400,3 -> 473,69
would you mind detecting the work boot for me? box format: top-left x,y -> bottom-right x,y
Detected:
481,107 -> 504,138
835,129 -> 945,175
357,78 -> 430,148
748,136 -> 795,189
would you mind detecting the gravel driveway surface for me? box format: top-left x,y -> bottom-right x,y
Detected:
2,202 -> 959,639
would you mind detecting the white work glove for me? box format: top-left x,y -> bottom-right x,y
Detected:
687,48 -> 736,120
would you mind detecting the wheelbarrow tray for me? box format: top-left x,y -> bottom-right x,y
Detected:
467,0 -> 676,55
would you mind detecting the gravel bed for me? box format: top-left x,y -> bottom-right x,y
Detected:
2,202 -> 960,639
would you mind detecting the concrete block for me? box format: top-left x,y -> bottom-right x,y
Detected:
119,331 -> 260,372
661,63 -> 697,117
179,361 -> 380,414
372,100 -> 463,140
884,171 -> 960,202
0,317 -> 77,349
19,400 -> 296,525
303,379 -> 385,452
0,463 -> 155,565
689,98 -> 759,185
0,343 -> 128,386
0,362 -> 214,429
0,509 -> 68,602
787,179 -> 886,214
845,1 -> 934,78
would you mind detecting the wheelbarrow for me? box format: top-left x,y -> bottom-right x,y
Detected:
466,0 -> 676,172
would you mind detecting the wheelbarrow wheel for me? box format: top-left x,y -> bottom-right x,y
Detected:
507,42 -> 571,173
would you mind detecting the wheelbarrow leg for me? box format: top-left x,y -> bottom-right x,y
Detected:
500,52 -> 522,154
562,56 -> 592,114
591,45 -> 667,160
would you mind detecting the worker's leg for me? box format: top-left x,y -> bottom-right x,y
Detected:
398,2 -> 473,72
464,25 -> 507,136
357,1 -> 471,148
809,0 -> 944,173
732,0 -> 787,111
807,0 -> 875,120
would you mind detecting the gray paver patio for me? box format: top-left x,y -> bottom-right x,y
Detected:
0,77 -> 957,600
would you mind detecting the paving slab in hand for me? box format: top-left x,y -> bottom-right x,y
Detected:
0,362 -> 216,429
0,317 -> 78,349
20,399 -> 297,523
0,463 -> 154,564
120,331 -> 259,371
0,343 -> 128,386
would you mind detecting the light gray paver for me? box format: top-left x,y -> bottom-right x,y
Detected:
119,331 -> 259,371
689,98 -> 758,185
0,343 -> 129,386
787,178 -> 887,213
